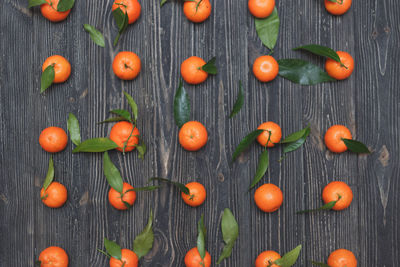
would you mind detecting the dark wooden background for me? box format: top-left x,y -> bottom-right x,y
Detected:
1,0 -> 399,266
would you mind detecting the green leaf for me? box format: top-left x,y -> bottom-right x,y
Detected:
249,149 -> 269,189
148,177 -> 190,195
103,152 -> 124,193
297,199 -> 339,214
110,109 -> 132,122
113,7 -> 129,46
293,44 -> 341,64
342,139 -> 371,154
232,129 -> 265,162
125,186 -> 160,193
42,156 -> 54,190
201,57 -> 217,75
67,113 -> 81,146
217,208 -> 239,264
283,127 -> 310,154
98,117 -> 128,124
197,214 -> 206,261
278,59 -> 336,85
83,24 -> 105,47
72,138 -> 119,153
123,91 -> 138,122
281,125 -> 310,144
255,8 -> 280,51
311,261 -> 331,267
160,0 -> 168,6
273,244 -> 302,267
174,81 -> 191,128
57,0 -> 75,12
133,209 -> 154,259
40,65 -> 55,93
28,0 -> 47,8
229,80 -> 244,119
104,238 -> 122,261
136,141 -> 146,160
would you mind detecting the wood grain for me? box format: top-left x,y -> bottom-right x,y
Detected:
0,0 -> 399,266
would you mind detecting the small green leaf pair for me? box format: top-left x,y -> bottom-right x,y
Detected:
101,210 -> 154,262
278,44 -> 347,85
232,125 -> 310,189
112,7 -> 129,46
28,0 -> 75,12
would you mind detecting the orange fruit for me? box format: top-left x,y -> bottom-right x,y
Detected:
248,0 -> 275,18
327,249 -> 357,267
179,121 -> 208,151
108,182 -> 137,210
109,121 -> 140,152
256,121 -> 282,147
322,181 -> 353,211
40,0 -> 71,22
183,0 -> 212,23
255,250 -> 281,267
184,247 -> 211,267
109,248 -> 138,267
181,56 -> 209,85
324,125 -> 352,153
181,182 -> 206,207
39,126 -> 68,153
254,183 -> 283,213
42,55 -> 71,83
38,246 -> 69,267
324,0 -> 352,15
112,51 -> 141,80
112,0 -> 141,24
325,51 -> 354,80
41,182 -> 68,208
253,55 -> 279,82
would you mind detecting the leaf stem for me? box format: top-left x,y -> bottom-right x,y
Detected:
97,249 -> 111,259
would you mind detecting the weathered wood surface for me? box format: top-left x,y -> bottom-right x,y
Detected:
0,0 -> 399,266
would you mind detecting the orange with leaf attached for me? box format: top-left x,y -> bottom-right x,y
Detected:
181,182 -> 206,207
184,247 -> 211,267
325,51 -> 354,80
109,121 -> 140,152
324,125 -> 352,153
40,0 -> 71,22
40,181 -> 68,208
109,248 -> 139,267
112,0 -> 141,24
183,0 -> 212,23
256,121 -> 282,147
42,55 -> 71,84
324,0 -> 352,16
108,182 -> 137,210
255,250 -> 281,267
322,181 -> 353,211
181,56 -> 210,85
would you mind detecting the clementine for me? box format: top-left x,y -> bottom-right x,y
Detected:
184,247 -> 211,267
324,0 -> 352,15
179,121 -> 208,151
109,121 -> 140,152
248,0 -> 275,18
39,126 -> 68,153
40,0 -> 71,22
38,246 -> 69,267
112,0 -> 141,24
327,249 -> 357,267
42,55 -> 71,83
255,250 -> 281,267
113,51 -> 141,80
41,181 -> 68,208
253,55 -> 279,82
324,125 -> 352,153
256,121 -> 282,147
181,182 -> 206,207
322,181 -> 353,211
325,51 -> 354,80
181,56 -> 209,85
109,248 -> 138,267
254,183 -> 283,213
108,182 -> 137,210
183,0 -> 212,23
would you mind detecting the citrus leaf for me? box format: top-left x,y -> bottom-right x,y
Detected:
278,59 -> 336,85
57,0 -> 75,12
229,80 -> 244,118
133,209 -> 154,259
136,141 -> 146,160
83,24 -> 105,47
40,65 -> 55,93
342,139 -> 371,154
148,177 -> 190,195
197,214 -> 206,261
201,57 -> 217,75
103,152 -> 124,193
232,129 -> 264,162
72,138 -> 119,153
67,113 -> 81,146
123,91 -> 138,122
174,81 -> 191,128
160,0 -> 168,6
125,186 -> 160,193
42,156 -> 54,190
297,199 -> 339,214
283,127 -> 310,154
113,7 -> 129,46
311,261 -> 331,267
281,125 -> 310,144
110,109 -> 132,122
273,245 -> 302,267
104,238 -> 122,261
98,117 -> 128,124
249,149 -> 269,189
255,8 -> 280,51
217,208 -> 239,264
28,0 -> 47,8
293,44 -> 341,63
